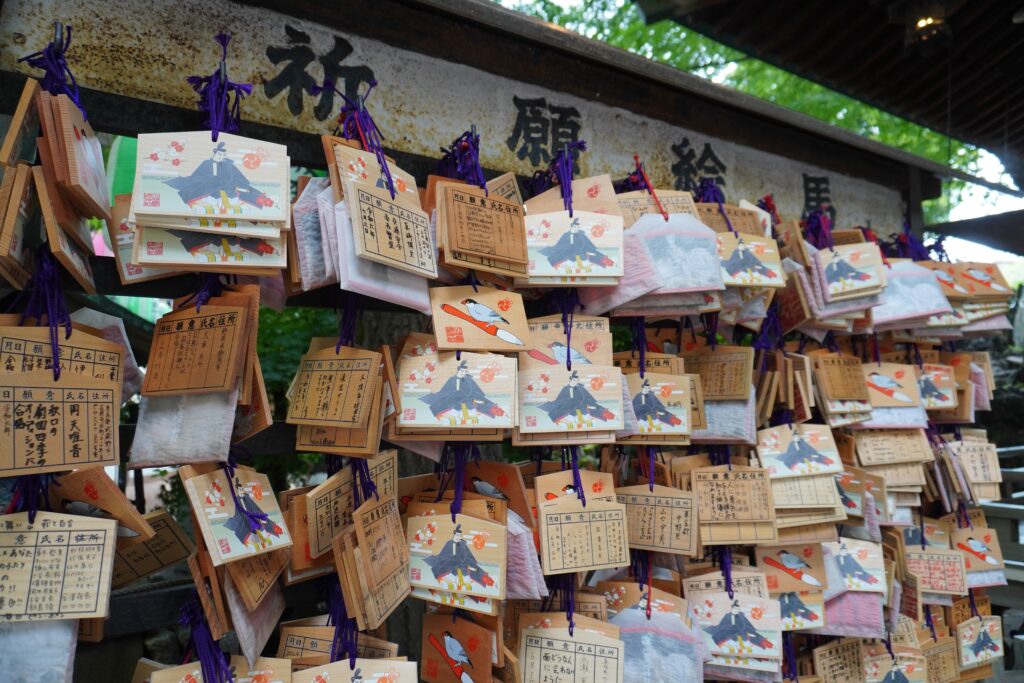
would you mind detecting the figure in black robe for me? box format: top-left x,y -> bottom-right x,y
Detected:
632,378 -> 682,426
721,238 -> 777,279
903,527 -> 925,547
836,543 -> 879,585
165,141 -> 274,208
539,370 -> 615,425
423,524 -> 495,587
881,664 -> 910,683
422,361 -> 504,419
705,600 -> 773,649
169,231 -> 276,258
835,479 -> 857,509
970,629 -> 999,656
779,592 -> 818,623
221,478 -> 284,546
777,431 -> 834,471
919,374 -> 950,403
824,252 -> 871,285
540,217 -> 614,269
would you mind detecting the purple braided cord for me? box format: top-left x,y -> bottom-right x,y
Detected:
438,128 -> 487,192
696,177 -> 735,234
176,273 -> 224,313
313,79 -> 396,200
186,33 -> 252,142
336,290 -> 361,353
9,243 -> 72,381
179,598 -> 232,683
569,446 -> 586,507
552,141 -> 587,217
328,582 -> 359,666
19,23 -> 85,118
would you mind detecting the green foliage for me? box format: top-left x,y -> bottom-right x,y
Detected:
257,305 -> 338,419
498,0 -> 982,222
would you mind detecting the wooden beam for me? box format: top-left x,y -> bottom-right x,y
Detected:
926,208 -> 1024,255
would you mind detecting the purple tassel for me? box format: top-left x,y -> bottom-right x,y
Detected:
19,23 -> 85,119
630,316 -> 647,378
719,545 -> 734,598
923,605 -> 938,642
803,208 -> 834,251
327,582 -> 359,666
9,243 -> 72,381
5,473 -> 59,524
753,302 -> 782,373
438,128 -> 486,192
221,460 -> 270,536
896,220 -> 930,261
567,446 -> 586,507
450,445 -> 468,521
645,446 -> 657,492
176,273 -> 224,313
352,458 -> 379,509
530,141 -> 587,213
313,79 -> 396,200
552,288 -> 582,370
336,291 -> 361,353
701,312 -> 719,351
179,598 -> 233,683
696,177 -> 735,234
782,632 -> 799,682
186,33 -> 252,142
543,574 -> 578,636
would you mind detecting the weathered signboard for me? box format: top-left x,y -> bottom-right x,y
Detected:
0,0 -> 904,227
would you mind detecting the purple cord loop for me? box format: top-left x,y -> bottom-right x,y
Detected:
526,169 -> 555,199
569,446 -> 586,507
532,446 -> 551,478
187,33 -> 252,142
612,165 -> 647,193
314,79 -> 396,200
911,343 -> 924,368
696,177 -> 735,234
438,127 -> 486,192
871,333 -> 881,365
753,302 -> 782,373
824,332 -> 839,353
924,605 -> 938,641
327,582 -> 359,666
177,273 -> 224,314
896,220 -> 930,261
560,574 -> 577,635
782,632 -> 799,682
646,446 -> 657,492
433,443 -> 455,502
19,22 -> 85,119
919,512 -> 927,550
630,316 -> 647,378
552,288 -> 581,370
336,290 -> 362,352
5,473 -> 59,524
10,243 -> 72,381
803,206 -> 835,251
551,141 -> 587,217
956,499 -> 973,530
179,597 -> 232,683
770,408 -> 794,428
220,460 -> 270,535
968,590 -> 980,618
701,312 -> 719,351
719,546 -> 734,598
449,444 -> 471,521
682,316 -> 697,344
883,634 -> 895,660
630,548 -> 654,620
324,454 -> 344,477
462,269 -> 481,293
351,458 -> 379,510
